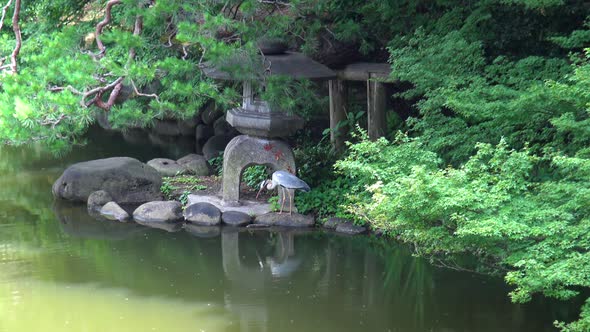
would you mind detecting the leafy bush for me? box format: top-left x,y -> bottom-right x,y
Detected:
336,129 -> 590,330
242,165 -> 269,189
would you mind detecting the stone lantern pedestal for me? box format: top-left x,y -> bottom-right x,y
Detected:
221,102 -> 303,207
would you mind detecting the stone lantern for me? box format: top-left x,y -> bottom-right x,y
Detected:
202,50 -> 335,208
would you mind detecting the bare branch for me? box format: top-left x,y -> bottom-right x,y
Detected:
48,85 -> 84,95
39,114 -> 69,129
0,0 -> 20,74
130,78 -> 160,103
83,76 -> 124,109
95,0 -> 122,57
128,14 -> 143,61
0,0 -> 13,32
8,0 -> 20,74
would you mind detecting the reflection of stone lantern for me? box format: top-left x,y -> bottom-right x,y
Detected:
203,50 -> 335,207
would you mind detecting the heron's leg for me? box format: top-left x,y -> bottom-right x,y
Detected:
279,187 -> 286,214
287,189 -> 293,215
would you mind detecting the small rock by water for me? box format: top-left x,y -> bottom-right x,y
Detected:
147,158 -> 186,177
133,201 -> 183,223
335,222 -> 367,235
254,212 -> 315,228
183,202 -> 221,226
323,217 -> 347,229
222,211 -> 252,227
87,190 -> 113,211
100,202 -> 130,222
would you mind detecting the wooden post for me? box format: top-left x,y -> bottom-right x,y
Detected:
367,74 -> 387,140
329,79 -> 347,150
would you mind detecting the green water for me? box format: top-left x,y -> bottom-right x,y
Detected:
0,128 -> 577,331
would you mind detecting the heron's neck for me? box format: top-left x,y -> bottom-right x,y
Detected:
267,180 -> 278,190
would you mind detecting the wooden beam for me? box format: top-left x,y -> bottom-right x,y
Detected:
336,62 -> 391,81
367,74 -> 387,140
329,79 -> 347,150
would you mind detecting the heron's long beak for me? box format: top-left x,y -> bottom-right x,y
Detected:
256,184 -> 265,200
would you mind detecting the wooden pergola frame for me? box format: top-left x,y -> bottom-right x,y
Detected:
328,62 -> 392,150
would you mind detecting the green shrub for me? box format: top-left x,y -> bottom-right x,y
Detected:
336,129 -> 590,329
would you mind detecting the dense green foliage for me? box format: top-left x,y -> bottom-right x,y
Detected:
2,0 -> 590,329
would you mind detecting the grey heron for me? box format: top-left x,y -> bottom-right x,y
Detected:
256,170 -> 311,214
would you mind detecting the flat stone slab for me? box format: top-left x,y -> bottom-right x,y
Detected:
254,212 -> 315,228
335,222 -> 367,235
147,158 -> 186,177
187,194 -> 272,216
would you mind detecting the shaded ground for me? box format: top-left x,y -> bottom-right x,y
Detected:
164,174 -> 274,202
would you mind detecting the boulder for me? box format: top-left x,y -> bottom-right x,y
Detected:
147,158 -> 186,177
323,217 -> 347,229
335,222 -> 367,235
195,124 -> 214,145
201,102 -> 223,125
178,115 -> 201,136
202,135 -> 232,161
183,202 -> 221,226
133,201 -> 183,223
148,132 -> 176,147
183,224 -> 221,238
95,110 -> 112,130
213,117 -> 238,137
176,154 -> 210,176
152,119 -> 181,136
178,122 -> 195,136
254,212 -> 315,228
122,129 -> 149,145
87,190 -> 113,211
221,211 -> 252,227
100,202 -> 130,222
52,157 -> 162,204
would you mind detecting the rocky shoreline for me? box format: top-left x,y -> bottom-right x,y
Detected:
53,156 -> 367,237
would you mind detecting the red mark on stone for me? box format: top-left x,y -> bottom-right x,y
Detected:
263,143 -> 274,151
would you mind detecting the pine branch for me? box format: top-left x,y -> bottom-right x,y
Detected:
95,0 -> 122,57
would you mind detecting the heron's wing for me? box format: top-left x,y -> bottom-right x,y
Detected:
273,170 -> 311,192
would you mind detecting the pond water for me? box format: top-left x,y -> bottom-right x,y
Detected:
0,127 -> 577,332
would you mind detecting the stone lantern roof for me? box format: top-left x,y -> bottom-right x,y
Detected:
202,52 -> 336,81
